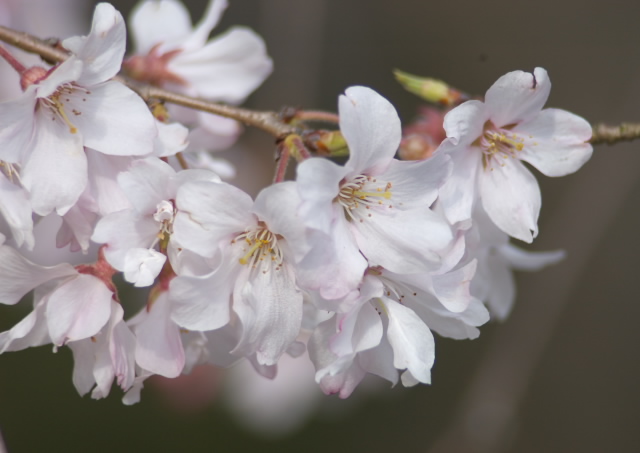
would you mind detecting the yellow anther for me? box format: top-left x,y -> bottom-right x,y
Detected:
53,98 -> 78,134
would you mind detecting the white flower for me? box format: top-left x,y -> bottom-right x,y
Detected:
296,86 -> 453,300
0,3 -> 157,216
438,67 -> 593,242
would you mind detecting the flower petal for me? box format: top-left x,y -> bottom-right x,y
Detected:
129,0 -> 194,54
339,86 -> 401,175
46,274 -> 113,345
485,67 -> 550,128
479,159 -> 540,243
516,108 -> 593,177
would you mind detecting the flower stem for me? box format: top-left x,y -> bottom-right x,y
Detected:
273,144 -> 291,183
0,44 -> 26,73
294,110 -> 340,124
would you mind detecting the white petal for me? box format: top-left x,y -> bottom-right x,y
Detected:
0,92 -> 37,163
516,108 -> 593,177
181,0 -> 228,51
479,159 -> 540,243
117,157 -> 176,214
21,110 -> 87,216
232,262 -> 303,366
339,86 -> 401,175
46,274 -> 113,345
431,259 -> 477,313
0,245 -> 76,305
129,0 -> 193,54
379,152 -> 451,210
500,244 -> 566,271
383,298 -> 434,384
70,81 -> 156,157
172,27 -> 272,103
353,207 -> 452,274
485,67 -> 551,128
0,173 -> 34,249
62,3 -> 126,85
297,158 -> 348,235
332,301 -> 383,356
443,100 -> 488,147
438,144 -> 482,224
123,248 -> 166,287
133,293 -> 185,378
0,299 -> 49,352
170,264 -> 234,331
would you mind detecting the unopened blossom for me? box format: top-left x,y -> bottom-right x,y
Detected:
438,67 -> 593,242
0,3 -> 156,216
296,86 -> 453,300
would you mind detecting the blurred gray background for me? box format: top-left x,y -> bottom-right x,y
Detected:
1,0 -> 640,452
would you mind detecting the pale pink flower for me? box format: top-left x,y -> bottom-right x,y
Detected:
438,67 -> 592,242
296,86 -> 453,300
0,3 -> 156,216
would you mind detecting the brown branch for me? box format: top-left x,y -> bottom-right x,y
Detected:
590,123 -> 640,145
0,25 -> 297,139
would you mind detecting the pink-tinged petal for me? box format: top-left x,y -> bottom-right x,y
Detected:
0,299 -> 49,352
68,340 -> 96,396
117,158 -> 175,214
182,0 -> 228,51
359,335 -> 399,387
0,92 -> 36,163
174,180 -> 255,257
339,86 -> 401,175
34,58 -> 83,99
516,108 -> 593,177
353,207 -> 452,274
70,81 -> 156,156
437,144 -> 482,225
85,149 -> 132,216
383,298 -> 434,384
173,27 -> 272,103
57,202 -> 97,253
123,248 -> 166,287
46,274 -> 113,345
232,263 -> 303,366
485,67 -> 551,128
313,217 -> 367,301
501,244 -> 565,271
169,264 -> 234,331
431,260 -> 477,313
92,210 -> 159,270
443,100 -> 487,147
133,293 -> 185,378
0,245 -> 76,305
479,159 -> 540,243
297,158 -> 348,235
153,121 -> 189,157
0,173 -> 34,249
21,110 -> 87,216
129,0 -> 193,54
332,301 -> 383,357
62,3 -> 126,85
378,152 -> 451,210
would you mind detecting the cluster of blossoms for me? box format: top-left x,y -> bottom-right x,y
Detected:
0,0 -> 592,403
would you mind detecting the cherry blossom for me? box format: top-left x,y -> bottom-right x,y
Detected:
438,68 -> 593,242
0,3 -> 157,216
296,86 -> 453,300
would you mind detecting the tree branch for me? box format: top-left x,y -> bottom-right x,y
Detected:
590,123 -> 640,145
0,25 -> 297,138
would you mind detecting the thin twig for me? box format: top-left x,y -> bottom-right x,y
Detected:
590,123 -> 640,145
0,25 -> 298,139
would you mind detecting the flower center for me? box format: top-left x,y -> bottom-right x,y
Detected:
337,175 -> 393,221
479,126 -> 524,170
40,83 -> 89,135
152,200 -> 176,249
234,225 -> 283,268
